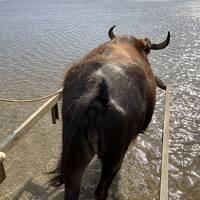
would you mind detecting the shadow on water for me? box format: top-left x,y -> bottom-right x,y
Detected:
13,158 -> 120,200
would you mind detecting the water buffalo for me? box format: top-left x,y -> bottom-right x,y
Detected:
50,26 -> 170,200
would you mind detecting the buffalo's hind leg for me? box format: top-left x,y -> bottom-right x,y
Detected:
95,154 -> 123,200
94,114 -> 126,200
63,131 -> 94,200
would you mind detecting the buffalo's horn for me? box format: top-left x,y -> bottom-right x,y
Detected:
108,25 -> 116,39
151,32 -> 170,50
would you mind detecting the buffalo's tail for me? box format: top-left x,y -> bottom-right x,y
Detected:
49,78 -> 108,187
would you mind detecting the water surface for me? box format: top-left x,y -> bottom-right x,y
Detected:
0,0 -> 200,199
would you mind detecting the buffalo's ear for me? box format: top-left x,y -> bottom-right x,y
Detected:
142,38 -> 151,54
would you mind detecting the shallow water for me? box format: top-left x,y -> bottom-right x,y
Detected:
0,0 -> 200,199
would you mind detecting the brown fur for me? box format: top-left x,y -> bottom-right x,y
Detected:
51,34 -> 166,200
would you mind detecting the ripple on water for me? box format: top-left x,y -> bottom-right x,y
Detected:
0,0 -> 200,199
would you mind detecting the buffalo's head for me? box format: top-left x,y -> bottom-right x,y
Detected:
108,25 -> 170,55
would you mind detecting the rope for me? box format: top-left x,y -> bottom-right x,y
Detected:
0,88 -> 63,103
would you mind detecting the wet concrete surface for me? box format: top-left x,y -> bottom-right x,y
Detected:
0,114 -> 64,200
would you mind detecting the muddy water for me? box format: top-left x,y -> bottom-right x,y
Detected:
0,0 -> 199,199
